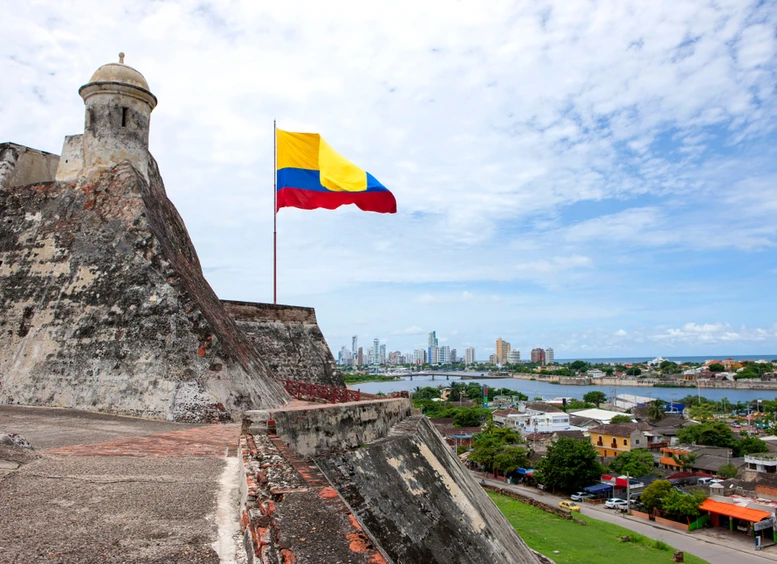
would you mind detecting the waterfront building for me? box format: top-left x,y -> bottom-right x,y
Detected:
496,338 -> 511,364
439,346 -> 450,364
489,353 -> 499,364
465,347 -> 476,365
429,346 -> 439,364
545,347 -> 554,364
507,350 -> 521,364
450,348 -> 456,363
379,344 -> 386,365
531,348 -> 546,364
352,335 -> 358,355
413,349 -> 426,364
357,347 -> 364,366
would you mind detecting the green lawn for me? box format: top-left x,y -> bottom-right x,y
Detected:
489,492 -> 709,564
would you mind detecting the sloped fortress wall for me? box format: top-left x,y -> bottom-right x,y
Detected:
244,403 -> 542,564
222,300 -> 342,388
0,156 -> 288,420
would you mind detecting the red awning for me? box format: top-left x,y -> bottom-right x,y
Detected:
699,499 -> 772,523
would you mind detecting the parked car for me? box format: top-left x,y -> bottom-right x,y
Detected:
604,498 -> 629,510
571,492 -> 594,502
697,477 -> 713,485
559,500 -> 581,512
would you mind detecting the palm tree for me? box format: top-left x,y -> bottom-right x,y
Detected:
648,400 -> 665,422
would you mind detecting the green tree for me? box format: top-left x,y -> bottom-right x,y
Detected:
536,438 -> 604,493
609,415 -> 633,424
412,386 -> 441,401
659,361 -> 680,375
647,400 -> 665,422
493,446 -> 529,476
583,391 -> 607,407
640,480 -> 672,513
569,360 -> 588,372
677,421 -> 735,448
689,403 -> 716,421
708,363 -> 725,372
454,409 -> 485,428
625,367 -> 642,376
469,427 -> 523,474
607,449 -> 655,478
661,489 -> 707,522
671,452 -> 697,470
735,436 -> 768,457
717,463 -> 739,479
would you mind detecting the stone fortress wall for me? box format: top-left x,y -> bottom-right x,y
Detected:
242,400 -> 542,563
2,55 -> 543,563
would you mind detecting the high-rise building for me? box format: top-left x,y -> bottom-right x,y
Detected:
439,346 -> 450,363
507,350 -> 521,364
545,347 -> 554,364
465,347 -> 476,364
496,338 -> 511,364
450,348 -> 457,363
357,347 -> 364,366
388,351 -> 400,365
531,348 -> 546,364
352,335 -> 358,355
489,353 -> 499,364
428,331 -> 438,347
338,346 -> 353,365
413,349 -> 426,365
429,346 -> 439,364
379,344 -> 387,365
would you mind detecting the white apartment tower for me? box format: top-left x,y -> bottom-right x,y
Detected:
465,347 -> 476,364
545,348 -> 555,364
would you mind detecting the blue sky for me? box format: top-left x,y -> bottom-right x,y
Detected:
2,0 -> 776,360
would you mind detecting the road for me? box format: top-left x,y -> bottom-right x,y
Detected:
478,475 -> 777,564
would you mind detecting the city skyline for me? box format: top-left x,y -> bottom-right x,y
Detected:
3,2 -> 776,359
338,331 -> 559,365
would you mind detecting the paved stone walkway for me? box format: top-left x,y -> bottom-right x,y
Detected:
44,424 -> 239,458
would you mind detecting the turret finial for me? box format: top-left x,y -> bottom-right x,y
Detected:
119,52 -> 125,64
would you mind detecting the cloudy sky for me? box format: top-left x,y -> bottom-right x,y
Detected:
3,0 -> 777,360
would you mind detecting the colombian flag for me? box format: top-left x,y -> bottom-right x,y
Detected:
276,129 -> 397,214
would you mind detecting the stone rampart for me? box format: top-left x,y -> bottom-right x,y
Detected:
245,398 -> 413,456
316,415 -> 542,563
0,154 -> 288,421
223,300 -> 342,388
0,143 -> 60,191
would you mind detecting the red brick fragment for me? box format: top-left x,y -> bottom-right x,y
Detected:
319,487 -> 339,500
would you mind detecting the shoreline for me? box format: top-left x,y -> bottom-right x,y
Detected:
346,372 -> 777,391
512,372 -> 777,390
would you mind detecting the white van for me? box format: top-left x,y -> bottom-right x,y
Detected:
698,477 -> 713,485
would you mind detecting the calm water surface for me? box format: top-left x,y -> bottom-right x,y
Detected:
352,375 -> 777,404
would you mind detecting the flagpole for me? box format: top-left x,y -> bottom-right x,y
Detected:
273,119 -> 277,305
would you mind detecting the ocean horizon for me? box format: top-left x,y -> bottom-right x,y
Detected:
552,354 -> 777,364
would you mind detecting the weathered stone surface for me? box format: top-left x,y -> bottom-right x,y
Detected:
223,300 -> 342,388
316,416 -> 541,564
0,153 -> 288,421
246,398 -> 413,457
0,143 -> 59,190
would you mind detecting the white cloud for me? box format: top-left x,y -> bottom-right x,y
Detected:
2,0 -> 777,357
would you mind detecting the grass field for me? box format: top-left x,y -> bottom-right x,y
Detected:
489,492 -> 709,564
